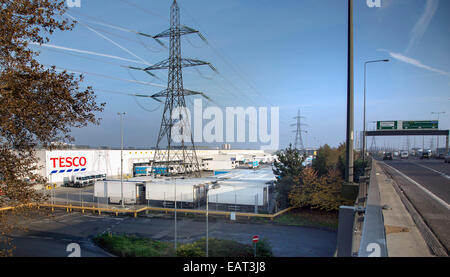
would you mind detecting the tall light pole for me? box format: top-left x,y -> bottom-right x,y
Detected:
431,112 -> 445,156
118,112 -> 126,208
363,59 -> 389,164
206,185 -> 209,257
345,0 -> 354,183
174,178 -> 177,251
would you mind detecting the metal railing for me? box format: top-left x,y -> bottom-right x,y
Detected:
336,157 -> 388,257
1,202 -> 294,221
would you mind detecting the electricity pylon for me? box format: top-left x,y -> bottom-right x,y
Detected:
369,121 -> 377,153
291,109 -> 307,153
143,0 -> 215,176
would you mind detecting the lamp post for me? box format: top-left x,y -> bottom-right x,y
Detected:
118,112 -> 126,208
206,185 -> 209,257
431,112 -> 445,156
174,178 -> 177,251
345,0 -> 354,183
363,59 -> 389,163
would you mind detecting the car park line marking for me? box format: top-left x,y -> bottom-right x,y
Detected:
383,163 -> 450,211
412,163 -> 450,181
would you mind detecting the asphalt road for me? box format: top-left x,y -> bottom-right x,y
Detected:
7,211 -> 337,257
378,157 -> 450,253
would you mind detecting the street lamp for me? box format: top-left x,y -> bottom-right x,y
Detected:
174,178 -> 177,251
363,59 -> 389,164
117,112 -> 126,208
206,184 -> 209,257
431,112 -> 445,156
345,0 -> 354,183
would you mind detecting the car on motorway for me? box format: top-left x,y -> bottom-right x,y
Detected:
436,150 -> 446,159
400,151 -> 409,159
445,152 -> 450,163
420,151 -> 430,159
383,152 -> 393,160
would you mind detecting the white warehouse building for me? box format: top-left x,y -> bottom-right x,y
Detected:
35,148 -> 276,186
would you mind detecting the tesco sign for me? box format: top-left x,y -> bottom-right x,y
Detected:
50,157 -> 87,168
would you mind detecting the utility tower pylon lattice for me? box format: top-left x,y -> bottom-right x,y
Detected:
370,136 -> 377,152
291,109 -> 307,153
144,0 -> 214,176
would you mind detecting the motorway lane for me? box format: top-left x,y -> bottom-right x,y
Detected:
383,158 -> 450,204
378,158 -> 450,253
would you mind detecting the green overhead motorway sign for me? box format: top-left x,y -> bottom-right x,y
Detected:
402,120 -> 438,130
377,121 -> 398,130
376,120 -> 439,131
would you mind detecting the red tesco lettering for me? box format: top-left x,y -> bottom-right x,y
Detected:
50,157 -> 87,168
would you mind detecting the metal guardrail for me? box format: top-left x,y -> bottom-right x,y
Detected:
336,157 -> 388,257
1,202 -> 294,220
357,161 -> 388,257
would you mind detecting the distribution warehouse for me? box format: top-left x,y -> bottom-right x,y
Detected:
35,148 -> 276,185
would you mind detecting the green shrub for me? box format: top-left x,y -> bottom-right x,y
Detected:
95,234 -> 273,257
176,243 -> 204,257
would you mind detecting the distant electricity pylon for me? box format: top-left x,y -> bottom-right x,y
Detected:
143,0 -> 216,176
370,136 -> 377,152
291,109 -> 307,153
369,121 -> 377,152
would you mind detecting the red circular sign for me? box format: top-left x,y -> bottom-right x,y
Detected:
252,235 -> 259,243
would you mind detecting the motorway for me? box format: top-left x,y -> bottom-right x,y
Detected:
378,156 -> 450,253
7,210 -> 337,257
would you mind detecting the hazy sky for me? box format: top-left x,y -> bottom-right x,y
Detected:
32,0 -> 450,150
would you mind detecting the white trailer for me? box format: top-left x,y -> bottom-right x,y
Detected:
145,178 -> 212,205
208,180 -> 269,206
94,180 -> 146,205
127,176 -> 155,182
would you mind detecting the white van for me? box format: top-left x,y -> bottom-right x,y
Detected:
400,151 -> 409,159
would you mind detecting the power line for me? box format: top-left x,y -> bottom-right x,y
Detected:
68,4 -> 287,124
66,13 -> 151,66
30,42 -> 150,65
45,65 -> 165,88
178,2 -> 292,124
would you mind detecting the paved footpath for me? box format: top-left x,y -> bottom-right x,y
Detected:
374,161 -> 433,257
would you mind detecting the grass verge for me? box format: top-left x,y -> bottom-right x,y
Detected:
94,233 -> 273,257
272,208 -> 338,231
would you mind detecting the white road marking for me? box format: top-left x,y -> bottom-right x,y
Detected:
383,163 -> 450,211
412,163 -> 450,181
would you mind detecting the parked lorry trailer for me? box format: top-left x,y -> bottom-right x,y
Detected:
94,180 -> 146,205
145,178 -> 212,207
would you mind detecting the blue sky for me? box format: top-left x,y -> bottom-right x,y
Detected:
32,0 -> 450,150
